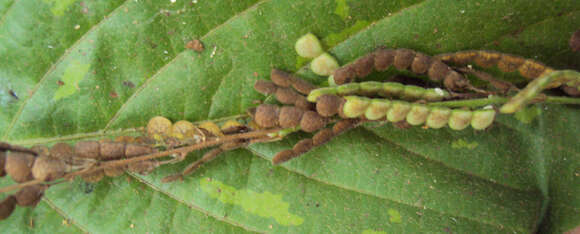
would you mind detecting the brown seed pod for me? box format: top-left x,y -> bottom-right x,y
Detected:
5,152 -> 35,183
0,196 -> 16,220
99,141 -> 126,160
128,161 -> 158,175
186,39 -> 204,52
81,170 -> 105,183
0,151 -> 5,177
30,145 -> 50,156
443,71 -> 468,90
411,53 -> 431,74
571,29 -> 580,52
497,54 -> 525,73
312,128 -> 334,146
15,185 -> 46,207
291,78 -> 316,95
272,150 -> 297,165
270,69 -> 294,88
518,60 -> 547,79
74,141 -> 100,159
354,54 -> 375,77
474,51 -> 501,68
275,87 -> 301,105
279,106 -> 304,128
332,119 -> 358,135
31,156 -> 66,181
293,139 -> 314,155
300,111 -> 327,133
562,85 -> 580,97
427,60 -> 451,81
255,104 -> 280,128
294,96 -> 314,110
316,94 -> 343,117
115,135 -> 135,143
254,80 -> 278,95
374,48 -> 395,71
104,166 -> 126,177
125,144 -> 156,157
50,142 -> 74,159
333,66 -> 356,85
393,49 -> 415,70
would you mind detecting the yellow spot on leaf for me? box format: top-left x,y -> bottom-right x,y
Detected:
200,178 -> 304,226
362,229 -> 387,234
42,0 -> 77,16
451,139 -> 478,150
53,60 -> 90,101
334,0 -> 350,20
514,106 -> 541,124
323,21 -> 370,48
388,209 -> 402,223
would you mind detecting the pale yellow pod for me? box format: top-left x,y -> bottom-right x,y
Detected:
406,104 -> 430,126
471,109 -> 496,130
171,120 -> 196,140
342,96 -> 371,118
448,110 -> 473,130
199,121 -> 224,137
386,101 -> 411,122
311,53 -> 340,76
426,107 -> 452,129
364,99 -> 391,120
146,116 -> 173,141
295,33 -> 324,58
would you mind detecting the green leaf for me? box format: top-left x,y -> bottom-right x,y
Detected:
1,0 -> 579,233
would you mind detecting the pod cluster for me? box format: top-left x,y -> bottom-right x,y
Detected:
254,69 -> 317,110
307,81 -> 450,102
436,50 -> 579,97
314,94 -> 496,130
0,137 -> 158,220
332,48 -> 471,90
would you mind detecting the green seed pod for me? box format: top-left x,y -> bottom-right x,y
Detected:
406,104 -> 431,126
359,81 -> 383,96
381,82 -> 404,97
342,96 -> 371,118
471,108 -> 496,130
311,53 -> 340,76
328,75 -> 338,86
0,196 -> 16,220
295,33 -> 324,58
426,107 -> 452,129
386,101 -> 412,122
336,83 -> 360,96
401,85 -> 426,100
448,109 -> 473,130
307,87 -> 338,102
364,99 -> 391,120
423,88 -> 449,101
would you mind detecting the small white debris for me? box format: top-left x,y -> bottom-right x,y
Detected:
170,0 -> 176,3
434,88 -> 445,96
483,105 -> 493,110
460,10 -> 465,14
210,46 -> 217,58
48,45 -> 54,49
74,24 -> 80,30
192,0 -> 198,3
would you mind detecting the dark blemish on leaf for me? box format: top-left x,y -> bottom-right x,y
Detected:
8,90 -> 18,100
122,80 -> 135,88
253,72 -> 258,77
443,227 -> 452,234
110,91 -> 118,98
315,202 -> 320,207
57,80 -> 65,86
